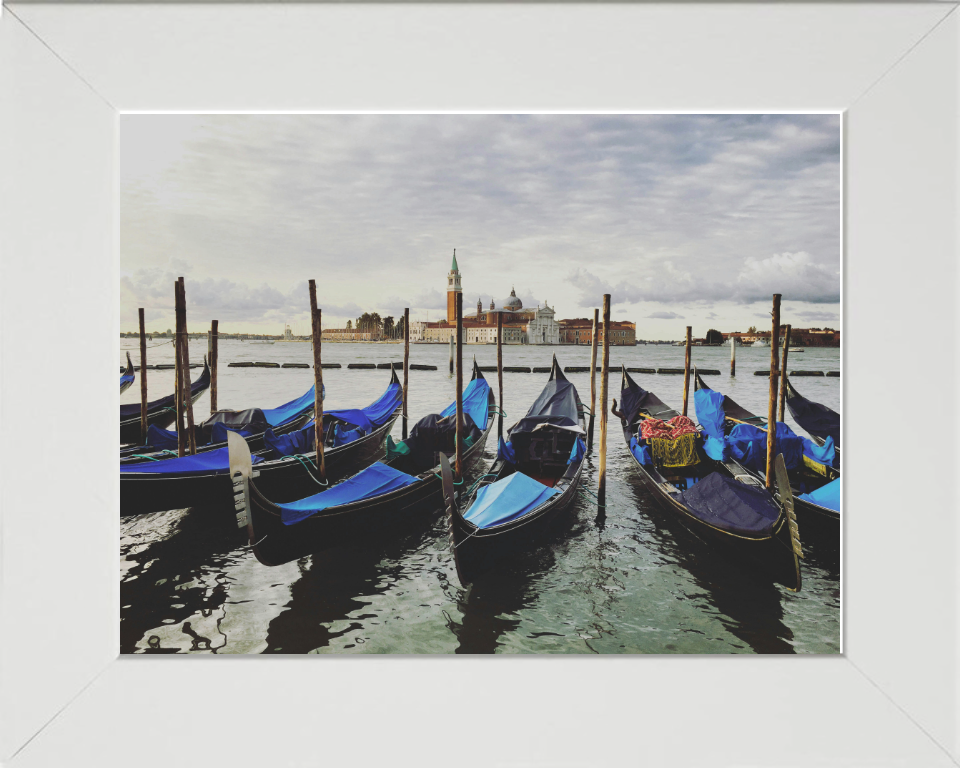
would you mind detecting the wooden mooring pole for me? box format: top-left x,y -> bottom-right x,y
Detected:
402,307 -> 410,440
497,310 -> 504,440
682,326 -> 692,417
730,333 -> 736,377
209,319 -> 219,414
177,278 -> 198,455
308,280 -> 327,481
765,294 -> 782,489
138,308 -> 148,444
778,324 -> 791,423
588,308 -> 599,449
455,292 -> 463,479
173,282 -> 185,456
597,295 -> 611,507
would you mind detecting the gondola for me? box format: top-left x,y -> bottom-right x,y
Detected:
120,358 -> 211,444
444,357 -> 587,585
693,371 -> 839,561
120,352 -> 135,395
228,362 -> 496,567
120,378 -> 323,460
784,375 -> 841,452
121,369 -> 404,517
617,367 -> 802,591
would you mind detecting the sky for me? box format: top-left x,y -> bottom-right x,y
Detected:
120,114 -> 841,338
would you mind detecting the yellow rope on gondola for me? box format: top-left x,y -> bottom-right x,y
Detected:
649,433 -> 700,468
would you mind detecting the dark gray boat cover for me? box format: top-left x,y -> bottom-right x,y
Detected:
509,377 -> 582,439
620,371 -> 679,426
675,472 -> 781,536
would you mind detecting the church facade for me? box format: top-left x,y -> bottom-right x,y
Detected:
427,252 -> 561,344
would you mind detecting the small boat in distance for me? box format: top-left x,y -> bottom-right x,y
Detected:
789,347 -> 804,353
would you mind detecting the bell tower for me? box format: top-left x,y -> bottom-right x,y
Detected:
446,249 -> 462,323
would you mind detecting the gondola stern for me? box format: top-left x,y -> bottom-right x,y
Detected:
440,452 -> 472,586
227,431 -> 256,531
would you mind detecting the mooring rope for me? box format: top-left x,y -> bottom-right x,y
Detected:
280,453 -> 329,487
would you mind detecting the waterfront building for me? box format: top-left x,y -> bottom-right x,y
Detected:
558,319 -> 636,345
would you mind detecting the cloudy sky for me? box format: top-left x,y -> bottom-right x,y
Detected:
120,114 -> 841,337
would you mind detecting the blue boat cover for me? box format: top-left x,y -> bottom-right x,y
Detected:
120,371 -> 135,388
261,384 -> 318,427
120,445 -> 263,475
727,422 -> 804,473
463,471 -> 561,529
333,423 -> 364,447
264,426 -> 314,458
629,436 -> 653,466
210,422 -> 253,443
441,377 -> 492,432
675,472 -> 781,536
146,424 -> 181,450
277,462 -> 420,525
787,387 -> 840,448
497,437 -> 517,465
694,387 -> 729,461
798,477 -> 841,512
328,382 -> 402,431
568,437 -> 586,465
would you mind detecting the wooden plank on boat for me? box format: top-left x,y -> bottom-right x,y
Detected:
347,363 -> 376,369
281,363 -> 309,368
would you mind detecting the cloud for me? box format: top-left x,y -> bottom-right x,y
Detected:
121,114 -> 840,330
647,311 -> 685,319
706,312 -> 719,320
794,310 -> 840,322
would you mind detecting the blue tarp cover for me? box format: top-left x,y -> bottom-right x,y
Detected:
629,436 -> 653,466
568,437 -> 586,465
441,377 -> 492,432
727,422 -> 804,474
120,445 -> 263,475
802,434 -> 836,466
327,382 -> 402,431
269,381 -> 401,459
146,424 -> 181,450
498,438 -> 517,465
333,424 -> 364,447
261,384 -> 317,427
694,388 -> 729,461
463,471 -> 561,529
675,472 -> 781,536
210,422 -> 253,443
120,372 -> 135,388
798,477 -> 841,512
277,462 -> 420,525
264,426 -> 314,458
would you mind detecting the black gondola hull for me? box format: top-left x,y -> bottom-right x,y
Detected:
448,459 -> 584,585
245,402 -> 494,566
120,361 -> 211,444
121,411 -> 400,516
624,440 -> 800,591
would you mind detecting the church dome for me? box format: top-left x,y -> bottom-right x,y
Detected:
502,287 -> 523,311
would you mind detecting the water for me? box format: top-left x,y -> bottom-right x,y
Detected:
119,339 -> 841,654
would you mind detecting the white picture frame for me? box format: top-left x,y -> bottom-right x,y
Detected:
1,3 -> 957,766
